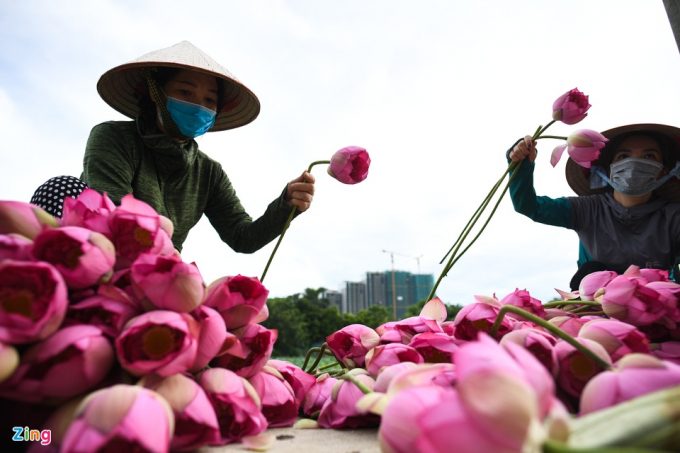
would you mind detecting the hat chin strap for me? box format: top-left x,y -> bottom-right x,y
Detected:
138,67 -> 188,141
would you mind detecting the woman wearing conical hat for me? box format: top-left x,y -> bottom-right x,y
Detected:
32,41 -> 315,253
507,124 -> 680,290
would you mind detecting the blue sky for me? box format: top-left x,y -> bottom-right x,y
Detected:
1,1 -> 679,306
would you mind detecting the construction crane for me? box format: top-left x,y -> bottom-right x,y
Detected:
382,250 -> 424,319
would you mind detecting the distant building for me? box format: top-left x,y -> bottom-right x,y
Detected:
322,290 -> 344,313
410,274 -> 435,305
343,281 -> 367,315
383,271 -> 436,319
366,272 -> 387,308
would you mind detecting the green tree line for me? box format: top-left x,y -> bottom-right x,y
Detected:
261,288 -> 463,356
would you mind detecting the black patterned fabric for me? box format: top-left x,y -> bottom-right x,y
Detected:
30,175 -> 88,218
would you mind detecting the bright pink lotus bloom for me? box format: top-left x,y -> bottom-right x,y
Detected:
552,88 -> 590,125
0,260 -> 68,344
142,373 -> 220,451
378,328 -> 403,345
326,324 -> 380,368
302,373 -> 338,416
601,274 -> 671,326
189,305 -> 234,373
0,341 -> 19,384
130,253 -> 205,313
452,297 -> 514,341
61,188 -> 116,239
409,332 -> 459,363
65,284 -> 141,338
500,328 -> 557,372
327,146 -> 371,184
61,384 -> 174,453
580,353 -> 680,415
267,359 -> 316,405
248,366 -> 298,427
199,367 -> 267,445
108,194 -> 175,267
203,275 -> 268,330
0,233 -> 33,261
0,200 -> 58,240
639,268 -> 670,282
551,129 -> 609,168
652,341 -> 680,364
211,323 -> 276,378
578,318 -> 650,362
115,310 -> 199,377
391,316 -> 444,344
365,343 -> 424,376
317,371 -> 380,429
31,226 -> 116,290
553,338 -> 612,398
0,325 -> 114,404
500,288 -> 546,319
578,270 -> 618,301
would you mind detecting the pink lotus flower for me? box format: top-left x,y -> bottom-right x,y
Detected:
601,274 -> 672,326
550,129 -> 609,168
61,188 -> 116,239
0,233 -> 33,261
0,260 -> 68,344
199,367 -> 267,445
0,325 -> 114,404
544,308 -> 578,320
409,332 -> 459,363
248,366 -> 298,427
552,88 -> 590,125
391,316 -> 444,344
0,200 -> 58,240
141,373 -> 221,451
211,323 -> 276,378
203,275 -> 268,330
61,384 -> 174,453
500,288 -> 546,319
639,268 -> 670,282
500,328 -> 557,372
267,359 -> 316,405
548,316 -> 588,337
115,310 -> 199,377
452,296 -> 514,341
130,253 -> 205,312
580,353 -> 680,415
651,341 -> 680,364
553,338 -> 612,398
327,146 -> 371,184
373,362 -> 420,393
190,305 -> 236,373
578,270 -> 618,301
0,341 -> 19,384
64,284 -> 141,338
326,324 -> 380,368
317,370 -> 380,429
578,318 -> 650,362
365,343 -> 424,376
302,373 -> 338,417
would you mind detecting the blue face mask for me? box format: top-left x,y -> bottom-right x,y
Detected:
590,159 -> 680,196
160,96 -> 217,138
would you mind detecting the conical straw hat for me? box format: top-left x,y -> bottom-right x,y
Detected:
97,41 -> 260,132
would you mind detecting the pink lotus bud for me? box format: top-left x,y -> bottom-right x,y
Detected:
61,188 -> 116,239
211,323 -> 276,378
580,353 -> 680,415
199,367 -> 267,444
392,316 -> 444,344
0,341 -> 19,384
548,316 -> 588,337
365,343 -> 424,376
189,305 -> 230,373
578,318 -> 650,362
318,370 -> 379,429
0,325 -> 114,404
64,284 -> 141,338
327,146 -> 371,184
409,332 -> 459,363
550,129 -> 608,168
0,260 -> 68,344
326,324 -> 380,368
452,297 -> 514,341
130,253 -> 205,312
601,274 -> 671,326
266,359 -> 316,404
553,338 -> 612,397
552,88 -> 590,125
0,200 -> 58,240
61,384 -> 174,452
378,328 -> 403,345
544,308 -> 578,320
579,270 -> 618,301
302,373 -> 338,416
142,373 -> 221,451
373,362 -> 420,393
31,226 -> 116,290
500,328 -> 557,372
639,268 -> 670,282
651,341 -> 680,365
115,310 -> 199,377
500,288 -> 546,319
248,366 -> 298,427
0,233 -> 33,261
203,275 -> 268,330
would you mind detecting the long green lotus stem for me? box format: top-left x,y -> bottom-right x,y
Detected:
568,304 -> 603,314
304,343 -> 329,373
318,361 -> 342,371
489,305 -> 613,371
340,373 -> 373,395
574,311 -> 606,317
302,347 -> 323,372
543,301 -> 602,308
535,134 -> 568,140
260,160 -> 330,282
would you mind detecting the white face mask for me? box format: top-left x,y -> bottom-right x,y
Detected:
609,157 -> 664,196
